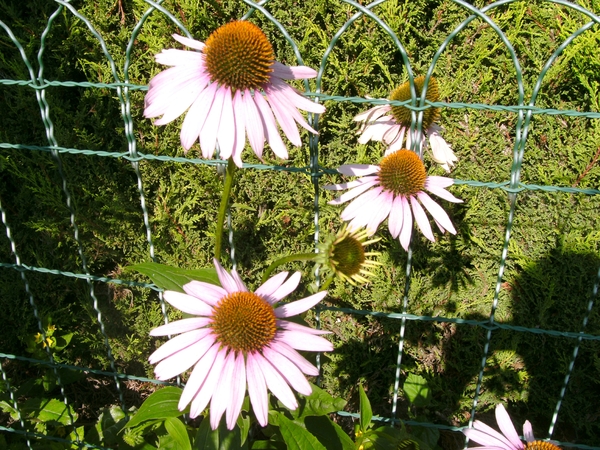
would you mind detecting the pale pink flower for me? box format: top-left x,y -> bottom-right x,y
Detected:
354,76 -> 457,172
144,21 -> 325,167
323,149 -> 462,251
463,404 -> 560,449
148,259 -> 332,430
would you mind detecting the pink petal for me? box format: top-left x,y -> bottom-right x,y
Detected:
149,328 -> 210,365
264,85 -> 302,146
172,34 -> 206,51
150,317 -> 211,336
465,419 -> 522,450
338,164 -> 379,176
254,92 -> 288,159
262,346 -> 312,396
210,351 -> 235,429
425,182 -> 463,203
426,175 -> 454,189
268,341 -> 319,376
154,332 -> 215,380
199,85 -> 227,159
271,61 -> 317,80
399,196 -> 413,251
385,127 -> 407,154
523,421 -> 534,443
216,86 -> 235,160
246,352 -> 269,426
276,330 -> 333,352
274,291 -> 327,318
226,353 -> 247,430
183,281 -> 227,306
327,177 -> 379,205
410,195 -> 434,242
189,348 -> 227,418
417,191 -> 456,234
269,272 -> 302,303
253,352 -> 298,410
322,177 -> 375,192
340,187 -> 383,222
365,190 -> 394,234
243,90 -> 265,158
154,48 -> 204,67
256,271 -> 290,299
163,291 -> 213,316
269,78 -> 325,114
276,320 -> 331,335
358,117 -> 398,143
354,104 -> 391,123
388,195 -> 405,239
231,90 -> 246,168
179,81 -> 218,150
495,405 -> 524,450
213,258 -> 239,294
178,344 -> 219,411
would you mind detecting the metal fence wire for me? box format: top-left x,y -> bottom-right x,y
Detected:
1,0 -> 600,448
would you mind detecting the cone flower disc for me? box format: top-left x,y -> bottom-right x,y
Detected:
148,259 -> 332,430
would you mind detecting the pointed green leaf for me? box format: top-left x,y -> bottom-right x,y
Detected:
289,384 -> 346,419
359,384 -> 373,432
126,262 -> 219,292
125,387 -> 186,429
193,419 -> 219,450
277,414 -> 326,450
304,415 -> 354,450
403,374 -> 431,407
22,397 -> 77,425
165,417 -> 192,450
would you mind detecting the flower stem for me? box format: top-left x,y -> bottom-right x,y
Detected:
214,158 -> 237,261
262,253 -> 317,283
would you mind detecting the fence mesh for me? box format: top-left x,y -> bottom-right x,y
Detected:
1,0 -> 600,448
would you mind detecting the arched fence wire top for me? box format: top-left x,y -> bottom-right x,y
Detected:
1,0 -> 600,448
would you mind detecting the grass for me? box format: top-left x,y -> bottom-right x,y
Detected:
1,0 -> 600,447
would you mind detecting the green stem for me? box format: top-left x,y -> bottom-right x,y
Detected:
319,273 -> 335,291
214,158 -> 237,262
262,253 -> 318,283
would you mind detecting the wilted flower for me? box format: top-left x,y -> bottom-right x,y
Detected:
315,224 -> 381,285
324,149 -> 462,251
354,76 -> 457,172
144,21 -> 325,167
148,259 -> 332,430
463,404 -> 561,449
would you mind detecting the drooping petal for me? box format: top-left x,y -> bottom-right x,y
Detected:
340,187 -> 384,223
150,317 -> 210,336
189,348 -> 227,419
179,344 -> 220,411
210,351 -> 236,429
353,103 -> 391,123
276,330 -> 333,352
179,81 -> 218,150
327,177 -> 379,205
268,341 -> 319,376
154,332 -> 215,380
385,126 -> 407,154
148,328 -> 211,365
357,117 -> 397,144
417,191 -> 456,234
216,86 -> 236,160
266,84 -> 320,135
425,182 -> 463,203
253,352 -> 298,410
262,346 -> 312,396
264,85 -> 302,146
388,194 -> 405,239
427,125 -> 457,172
365,190 -> 394,234
231,90 -> 246,167
163,291 -> 213,316
338,164 -> 379,177
243,90 -> 265,158
183,281 -> 227,306
399,196 -> 413,251
410,195 -> 434,242
276,320 -> 331,335
269,272 -> 302,304
199,85 -> 227,159
274,291 -> 327,318
253,92 -> 288,159
246,352 -> 269,426
271,61 -> 317,80
270,78 -> 325,114
322,177 -> 374,192
226,353 -> 247,430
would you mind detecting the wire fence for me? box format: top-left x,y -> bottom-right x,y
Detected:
1,0 -> 599,448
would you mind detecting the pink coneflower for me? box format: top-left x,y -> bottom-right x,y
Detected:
463,404 -> 560,449
148,259 -> 332,430
144,21 -> 325,167
354,76 -> 457,172
323,149 -> 462,251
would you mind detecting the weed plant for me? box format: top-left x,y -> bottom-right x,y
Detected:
1,0 -> 599,447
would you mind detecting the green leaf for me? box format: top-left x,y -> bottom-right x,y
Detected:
304,415 -> 354,450
87,405 -> 128,445
410,425 -> 439,450
251,439 -> 287,449
0,400 -> 19,421
277,414 -> 326,450
403,374 -> 431,408
359,384 -> 373,433
193,419 -> 219,450
164,417 -> 192,450
22,397 -> 77,425
125,387 -> 186,429
359,426 -> 409,450
237,396 -> 251,446
126,262 -> 219,292
290,384 -> 346,419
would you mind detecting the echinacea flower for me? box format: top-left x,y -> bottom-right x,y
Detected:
144,21 -> 325,167
315,224 -> 381,285
463,404 -> 561,449
323,149 -> 462,251
354,76 -> 457,172
148,259 -> 332,430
